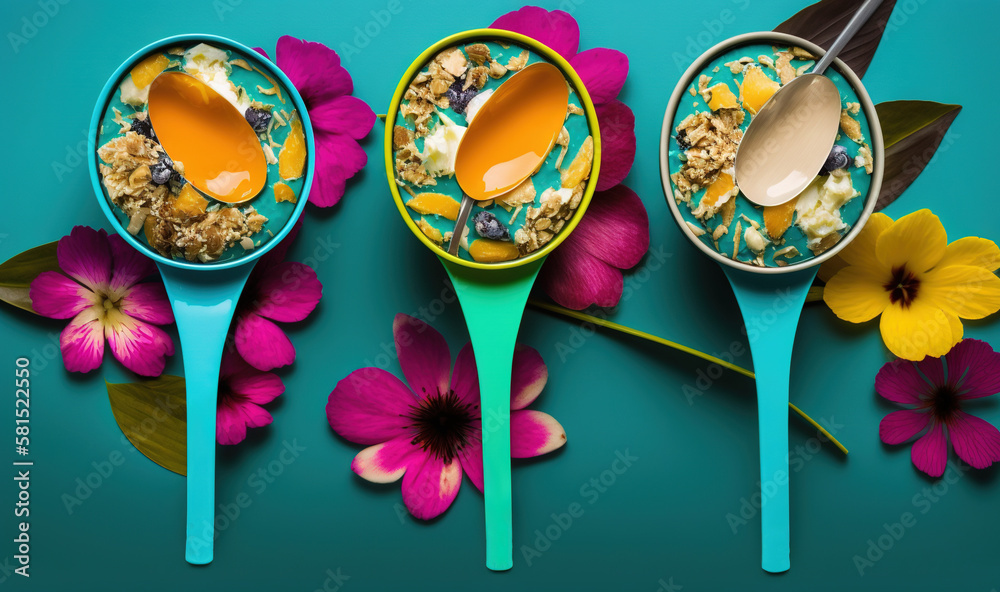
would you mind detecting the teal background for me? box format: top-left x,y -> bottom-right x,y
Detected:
1,0 -> 997,590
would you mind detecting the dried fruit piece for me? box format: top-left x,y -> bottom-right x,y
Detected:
839,109 -> 864,143
464,43 -> 490,65
405,192 -> 460,220
130,54 -> 171,89
561,136 -> 594,188
701,172 -> 735,210
469,239 -> 520,262
704,83 -> 738,110
173,184 -> 208,218
763,198 -> 798,240
278,117 -> 306,180
416,217 -> 443,244
274,182 -> 296,203
741,66 -> 780,115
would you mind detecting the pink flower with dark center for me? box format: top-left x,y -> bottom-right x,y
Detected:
29,226 -> 174,376
491,7 -> 649,309
233,222 -> 323,372
256,36 -> 376,208
217,349 -> 284,445
877,339 -> 1000,477
326,314 -> 566,520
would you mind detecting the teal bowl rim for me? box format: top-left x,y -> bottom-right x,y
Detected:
88,33 -> 315,271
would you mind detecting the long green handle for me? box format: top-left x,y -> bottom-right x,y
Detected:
441,256 -> 544,571
722,265 -> 816,573
158,263 -> 254,565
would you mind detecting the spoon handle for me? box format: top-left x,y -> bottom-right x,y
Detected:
448,195 -> 475,256
812,0 -> 885,75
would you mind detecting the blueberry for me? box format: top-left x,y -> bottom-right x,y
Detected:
676,131 -> 691,151
150,154 -> 174,185
131,117 -> 156,141
245,107 -> 272,133
820,144 -> 851,175
445,79 -> 478,114
473,211 -> 510,241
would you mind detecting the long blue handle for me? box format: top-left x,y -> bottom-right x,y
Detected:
722,265 -> 816,573
157,263 -> 254,565
441,257 -> 544,571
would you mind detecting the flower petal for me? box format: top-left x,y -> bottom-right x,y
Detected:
874,358 -> 932,404
911,421 -> 948,477
234,313 -> 296,371
311,130 -> 368,207
237,401 -> 273,429
253,47 -> 270,60
309,95 -> 376,139
594,100 -> 636,191
879,409 -> 930,444
511,345 -> 547,410
275,36 -> 353,104
227,367 -> 284,405
352,436 -> 419,483
946,410 -> 1000,469
510,410 -> 567,458
880,300 -> 958,361
120,282 -> 173,325
490,7 -> 580,60
216,402 -> 248,445
823,266 -> 891,322
837,212 -> 894,269
394,314 -> 451,400
450,343 -> 480,408
60,307 -> 105,373
922,264 -> 1000,320
104,310 -> 174,377
253,261 -> 322,322
570,48 -> 628,105
401,454 -> 462,520
945,339 -> 1000,399
876,209 -> 947,273
457,438 -> 484,492
57,226 -> 112,292
537,232 -> 624,309
107,234 -> 155,295
936,237 -> 1000,272
567,184 -> 649,269
29,271 -> 96,319
326,368 -> 416,445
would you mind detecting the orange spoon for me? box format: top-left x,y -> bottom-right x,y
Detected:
148,72 -> 267,203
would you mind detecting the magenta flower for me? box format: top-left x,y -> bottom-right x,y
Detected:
491,6 -> 649,309
256,36 -> 376,208
877,339 -> 1000,477
29,226 -> 174,376
217,349 -> 284,445
326,314 -> 566,520
233,223 -> 322,371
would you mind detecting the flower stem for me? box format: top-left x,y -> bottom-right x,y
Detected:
527,299 -> 849,455
377,114 -> 387,121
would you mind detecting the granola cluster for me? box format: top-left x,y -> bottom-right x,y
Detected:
670,108 -> 744,201
514,184 -> 585,255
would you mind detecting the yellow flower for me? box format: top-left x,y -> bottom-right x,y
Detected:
820,209 -> 1000,361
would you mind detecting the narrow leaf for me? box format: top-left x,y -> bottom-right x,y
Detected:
775,0 -> 897,78
0,241 -> 59,313
874,100 -> 961,211
107,376 -> 187,475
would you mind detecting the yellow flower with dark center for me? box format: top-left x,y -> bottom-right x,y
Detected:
820,209 -> 1000,361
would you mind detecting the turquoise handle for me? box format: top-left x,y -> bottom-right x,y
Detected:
157,263 -> 254,565
721,265 -> 817,573
441,256 -> 544,571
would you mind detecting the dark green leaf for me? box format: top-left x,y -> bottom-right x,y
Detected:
0,241 -> 60,314
107,376 -> 187,476
775,0 -> 897,78
874,101 -> 962,212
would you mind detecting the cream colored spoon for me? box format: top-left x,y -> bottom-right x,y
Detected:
735,0 -> 883,206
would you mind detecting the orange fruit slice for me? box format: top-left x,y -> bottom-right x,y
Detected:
274,182 -> 296,203
279,117 -> 306,180
560,135 -> 594,188
405,193 -> 461,220
741,66 -> 780,115
130,54 -> 171,89
763,198 -> 798,240
469,239 -> 519,262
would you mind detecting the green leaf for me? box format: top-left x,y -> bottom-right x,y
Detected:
107,375 -> 187,476
874,101 -> 962,212
775,0 -> 897,78
0,241 -> 60,314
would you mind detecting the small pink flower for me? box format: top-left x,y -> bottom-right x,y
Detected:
233,223 -> 323,371
29,226 -> 174,376
327,314 -> 566,520
217,349 -> 284,445
876,339 -> 1000,477
256,36 -> 376,208
491,7 -> 649,309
